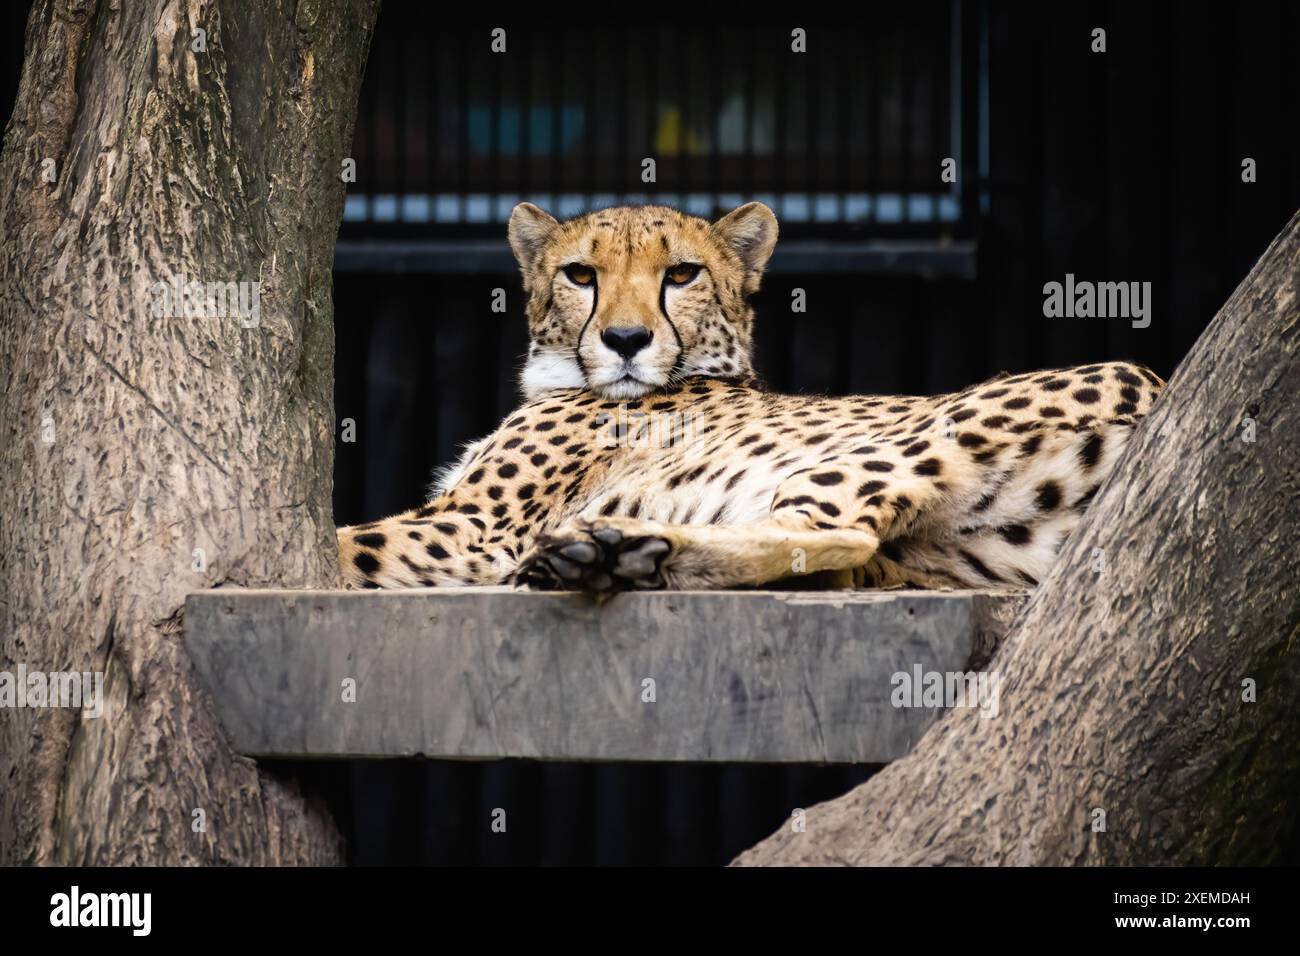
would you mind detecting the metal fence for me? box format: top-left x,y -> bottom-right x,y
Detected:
341,4 -> 982,245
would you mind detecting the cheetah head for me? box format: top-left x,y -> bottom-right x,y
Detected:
508,202 -> 778,400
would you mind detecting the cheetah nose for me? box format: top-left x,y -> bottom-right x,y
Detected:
601,325 -> 653,359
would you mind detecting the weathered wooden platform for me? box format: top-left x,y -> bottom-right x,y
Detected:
184,587 -> 1026,764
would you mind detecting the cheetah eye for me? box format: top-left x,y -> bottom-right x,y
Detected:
665,263 -> 702,286
562,264 -> 596,287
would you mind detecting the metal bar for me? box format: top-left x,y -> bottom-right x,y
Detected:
456,37 -> 469,221
551,28 -> 562,201
619,29 -> 630,202
900,14 -> 913,212
960,0 -> 983,233
647,26 -> 659,199
711,24 -> 722,211
743,23 -> 755,200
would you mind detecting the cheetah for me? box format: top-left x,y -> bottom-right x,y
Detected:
338,202 -> 1164,592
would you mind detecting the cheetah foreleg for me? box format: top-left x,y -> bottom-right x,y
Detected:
513,516 -> 879,592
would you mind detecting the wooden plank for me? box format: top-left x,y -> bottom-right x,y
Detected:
184,588 -> 1026,764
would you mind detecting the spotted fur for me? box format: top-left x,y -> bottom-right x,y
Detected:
338,204 -> 1164,592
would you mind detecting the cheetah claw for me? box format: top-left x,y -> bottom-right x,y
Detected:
513,524 -> 671,592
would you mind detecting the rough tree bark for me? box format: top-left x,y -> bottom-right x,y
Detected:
736,209 -> 1300,866
0,0 -> 379,864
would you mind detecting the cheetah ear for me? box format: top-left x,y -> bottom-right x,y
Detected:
508,202 -> 559,270
711,202 -> 779,282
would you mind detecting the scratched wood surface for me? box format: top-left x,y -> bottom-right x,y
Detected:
185,588 -> 1026,763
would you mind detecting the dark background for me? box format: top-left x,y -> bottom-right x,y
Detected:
4,2 -> 1297,865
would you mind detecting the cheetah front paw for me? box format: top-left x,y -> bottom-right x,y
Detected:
513,521 -> 672,592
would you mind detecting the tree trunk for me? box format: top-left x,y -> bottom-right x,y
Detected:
735,209 -> 1300,866
0,0 -> 378,865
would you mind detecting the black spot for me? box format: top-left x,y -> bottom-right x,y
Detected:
750,442 -> 776,456
1040,406 -> 1064,418
951,409 -> 977,423
1072,388 -> 1100,405
817,501 -> 841,517
857,480 -> 887,496
914,458 -> 942,477
498,463 -> 519,479
902,441 -> 929,457
353,552 -> 380,575
1003,397 -> 1032,410
958,549 -> 1004,583
518,483 -> 536,500
467,468 -> 485,484
600,497 -> 621,516
1073,485 -> 1101,511
1040,378 -> 1069,391
861,460 -> 895,473
879,540 -> 904,562
354,532 -> 386,549
774,495 -> 817,509
1139,367 -> 1163,388
488,485 -> 504,500
1019,434 -> 1043,457
998,524 -> 1032,545
425,542 -> 450,560
957,432 -> 987,448
1079,432 -> 1104,468
725,471 -> 745,491
1036,481 -> 1062,511
810,471 -> 844,486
